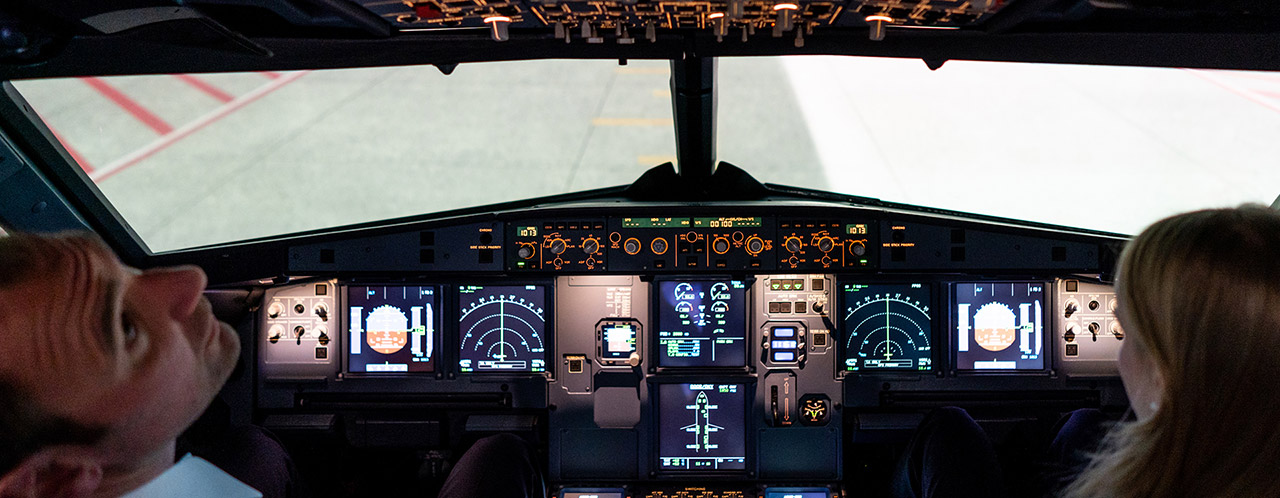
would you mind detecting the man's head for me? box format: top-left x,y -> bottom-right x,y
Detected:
0,232 -> 239,496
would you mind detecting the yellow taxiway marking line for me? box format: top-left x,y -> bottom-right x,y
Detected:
637,155 -> 677,165
592,118 -> 675,126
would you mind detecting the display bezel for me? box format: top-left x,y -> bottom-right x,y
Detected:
650,276 -> 752,371
455,282 -> 554,376
950,280 -> 1051,374
340,283 -> 442,375
836,281 -> 938,375
649,377 -> 755,476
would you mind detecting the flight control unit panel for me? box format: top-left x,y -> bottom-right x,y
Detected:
252,203 -> 1127,495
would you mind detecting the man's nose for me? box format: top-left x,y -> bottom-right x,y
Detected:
138,265 -> 208,319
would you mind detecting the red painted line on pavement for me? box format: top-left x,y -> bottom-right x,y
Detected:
92,71 -> 310,182
1186,69 -> 1280,115
261,72 -> 281,79
82,77 -> 174,135
46,125 -> 94,173
173,74 -> 235,103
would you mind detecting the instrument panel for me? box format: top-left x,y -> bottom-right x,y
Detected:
259,204 -> 1125,491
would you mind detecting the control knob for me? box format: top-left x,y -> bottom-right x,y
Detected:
745,236 -> 765,255
314,303 -> 328,322
1088,322 -> 1100,341
623,238 -> 642,255
849,241 -> 867,257
293,325 -> 305,345
712,236 -> 730,254
811,302 -> 824,314
816,236 -> 835,253
1112,322 -> 1124,340
517,244 -> 535,260
784,236 -> 803,254
582,237 -> 600,255
267,302 -> 283,319
549,238 -> 567,255
1064,301 -> 1079,318
651,237 -> 668,255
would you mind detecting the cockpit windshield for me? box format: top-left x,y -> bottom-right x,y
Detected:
13,60 -> 676,252
14,56 -> 1280,252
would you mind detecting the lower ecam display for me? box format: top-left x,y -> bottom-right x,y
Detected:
656,383 -> 747,471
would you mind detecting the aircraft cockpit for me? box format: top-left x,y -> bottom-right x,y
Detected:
2,0 -> 1279,496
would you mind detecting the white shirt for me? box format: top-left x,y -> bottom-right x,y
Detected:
120,454 -> 262,498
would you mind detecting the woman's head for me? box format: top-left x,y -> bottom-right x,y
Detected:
1066,205 -> 1280,498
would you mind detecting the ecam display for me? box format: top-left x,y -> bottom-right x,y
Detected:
656,383 -> 747,471
656,280 -> 748,368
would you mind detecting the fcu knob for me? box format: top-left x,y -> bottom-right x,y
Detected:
817,236 -> 835,253
849,241 -> 867,257
517,244 -> 535,260
651,237 -> 669,255
746,236 -> 765,254
712,236 -> 730,254
549,238 -> 567,255
582,237 -> 600,255
623,237 -> 642,255
784,236 -> 803,254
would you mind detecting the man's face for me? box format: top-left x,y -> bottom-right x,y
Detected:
0,234 -> 239,463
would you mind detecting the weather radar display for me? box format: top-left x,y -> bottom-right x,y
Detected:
656,280 -> 747,367
657,383 -> 746,471
954,282 -> 1045,370
458,285 -> 547,372
841,283 -> 933,372
347,285 -> 437,373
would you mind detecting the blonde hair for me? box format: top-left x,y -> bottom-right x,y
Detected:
1062,205 -> 1280,498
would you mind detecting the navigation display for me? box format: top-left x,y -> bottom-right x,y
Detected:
953,282 -> 1045,371
656,280 -> 748,368
841,283 -> 933,372
347,285 -> 437,373
657,383 -> 747,471
458,285 -> 548,373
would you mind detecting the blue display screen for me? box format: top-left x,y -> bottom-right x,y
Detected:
656,280 -> 747,367
763,489 -> 830,498
347,285 -> 437,373
657,383 -> 747,471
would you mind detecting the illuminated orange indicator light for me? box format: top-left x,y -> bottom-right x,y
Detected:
709,12 -> 725,19
483,15 -> 511,23
774,3 -> 799,10
865,14 -> 894,22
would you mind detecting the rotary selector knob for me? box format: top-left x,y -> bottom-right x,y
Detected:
712,236 -> 730,254
267,302 -> 283,319
849,241 -> 867,257
746,236 -> 765,255
1088,322 -> 1100,341
549,238 -> 567,255
268,324 -> 284,344
1112,323 -> 1125,340
651,237 -> 668,255
582,237 -> 600,255
784,236 -> 803,254
811,302 -> 824,314
517,244 -> 535,260
624,238 -> 642,255
316,326 -> 329,346
817,236 -> 835,253
314,303 -> 329,322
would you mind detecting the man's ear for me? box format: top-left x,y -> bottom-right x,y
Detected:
0,447 -> 102,498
